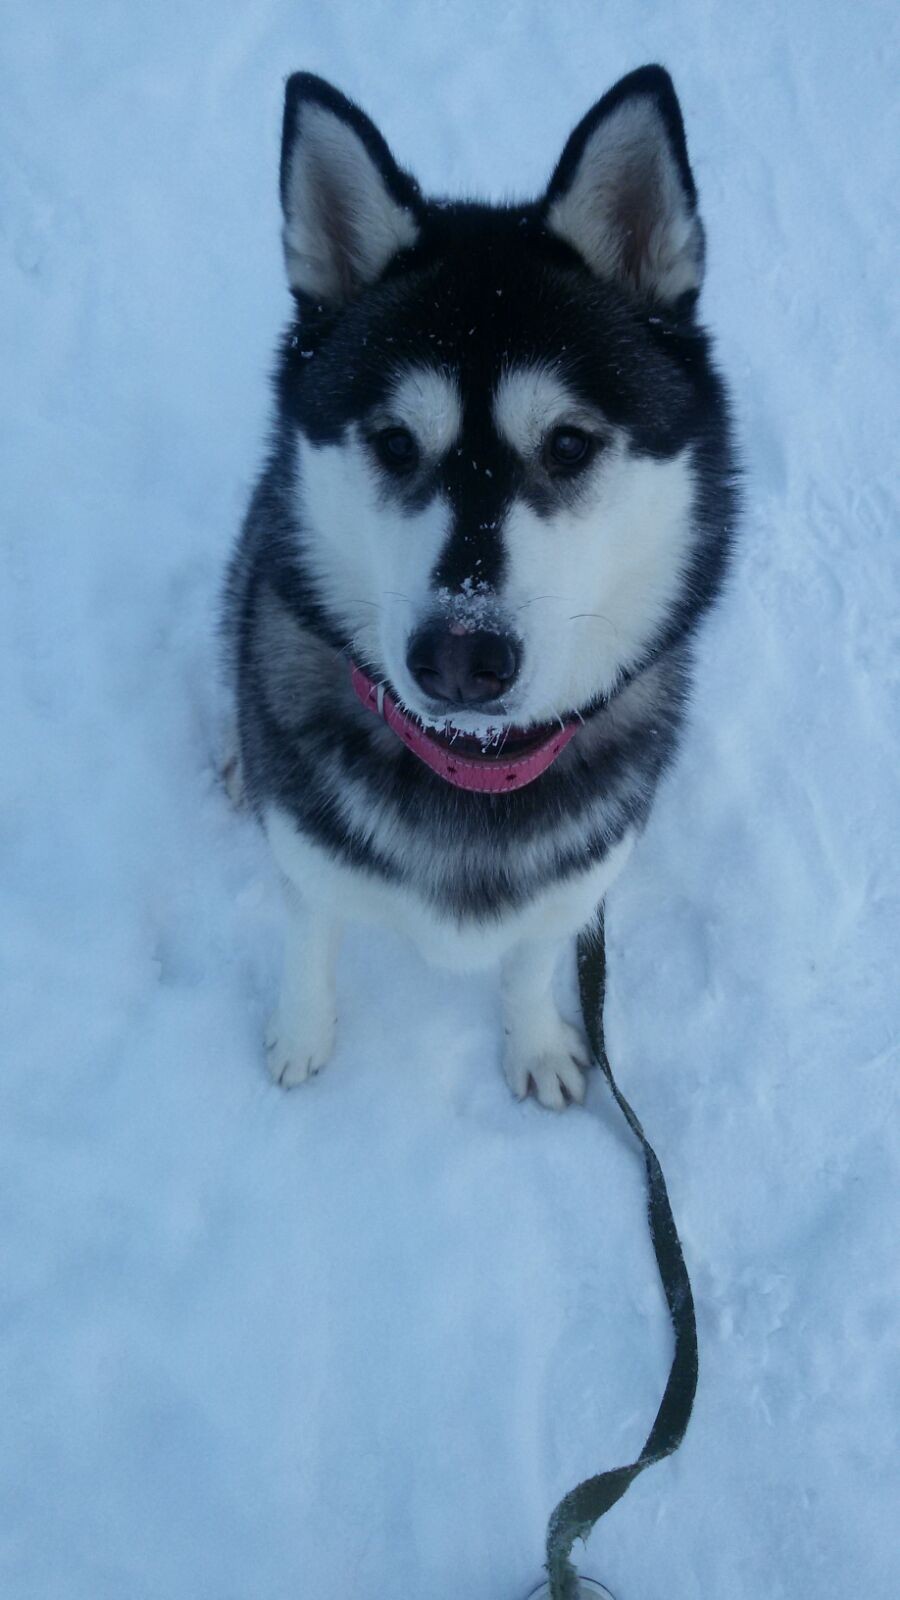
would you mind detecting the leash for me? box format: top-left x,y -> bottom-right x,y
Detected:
537,914 -> 699,1600
346,663 -> 698,1594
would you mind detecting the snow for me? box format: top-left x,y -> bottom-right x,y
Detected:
1,2 -> 898,1597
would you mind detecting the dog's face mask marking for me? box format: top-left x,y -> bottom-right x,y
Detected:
279,70 -> 714,733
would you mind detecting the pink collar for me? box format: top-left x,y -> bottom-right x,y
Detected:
349,662 -> 578,793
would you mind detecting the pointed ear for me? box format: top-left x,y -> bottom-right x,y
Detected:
543,66 -> 704,305
279,74 -> 423,304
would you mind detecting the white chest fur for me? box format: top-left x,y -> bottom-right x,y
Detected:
265,802 -> 634,973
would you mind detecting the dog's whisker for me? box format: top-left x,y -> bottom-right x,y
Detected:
568,612 -> 622,642
515,594 -> 563,612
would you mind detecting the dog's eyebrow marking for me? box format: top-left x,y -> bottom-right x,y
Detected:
371,366 -> 462,457
493,364 -> 606,458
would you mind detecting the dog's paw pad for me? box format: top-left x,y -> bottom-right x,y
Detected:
265,1015 -> 335,1088
504,1020 -> 589,1111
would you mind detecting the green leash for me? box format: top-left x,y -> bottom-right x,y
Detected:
542,915 -> 699,1600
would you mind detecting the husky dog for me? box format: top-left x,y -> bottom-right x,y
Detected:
223,67 -> 736,1109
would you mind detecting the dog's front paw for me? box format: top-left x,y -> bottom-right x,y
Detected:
265,1012 -> 336,1088
503,1018 -> 590,1111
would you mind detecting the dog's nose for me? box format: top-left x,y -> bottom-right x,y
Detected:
407,626 -> 520,707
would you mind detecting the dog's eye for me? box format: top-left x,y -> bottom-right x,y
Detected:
374,427 -> 420,473
545,427 -> 593,472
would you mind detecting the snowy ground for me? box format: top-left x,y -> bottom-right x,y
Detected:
2,3 -> 898,1597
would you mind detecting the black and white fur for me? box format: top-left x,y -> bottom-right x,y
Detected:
223,67 -> 737,1108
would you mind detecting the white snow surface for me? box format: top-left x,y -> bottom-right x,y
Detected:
2,3 -> 898,1598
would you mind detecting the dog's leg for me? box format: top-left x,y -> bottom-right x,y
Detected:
266,887 -> 340,1088
501,934 -> 590,1111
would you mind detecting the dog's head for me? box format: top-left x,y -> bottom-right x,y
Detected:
275,69 -> 731,737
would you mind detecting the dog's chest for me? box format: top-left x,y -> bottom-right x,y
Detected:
265,803 -> 634,971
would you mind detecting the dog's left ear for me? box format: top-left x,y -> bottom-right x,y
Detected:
543,66 -> 704,305
280,73 -> 423,304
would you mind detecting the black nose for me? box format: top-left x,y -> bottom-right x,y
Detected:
407,626 -> 520,707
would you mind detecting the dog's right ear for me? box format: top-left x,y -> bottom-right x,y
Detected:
280,74 -> 423,305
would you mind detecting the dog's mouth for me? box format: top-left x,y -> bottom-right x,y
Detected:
418,719 -> 571,762
349,661 -> 580,792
